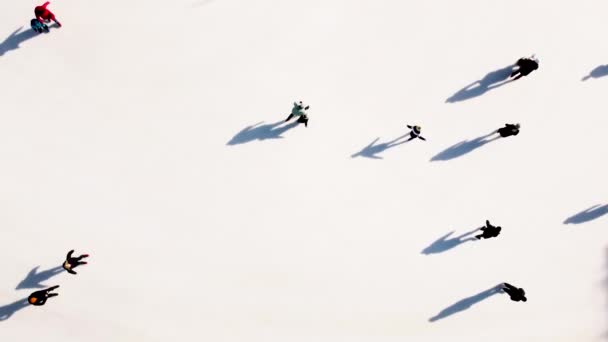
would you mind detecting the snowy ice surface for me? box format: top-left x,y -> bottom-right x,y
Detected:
1,0 -> 607,341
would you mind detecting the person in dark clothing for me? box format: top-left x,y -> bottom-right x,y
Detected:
406,125 -> 426,141
63,250 -> 89,275
510,56 -> 539,80
28,285 -> 59,306
476,220 -> 502,239
495,123 -> 520,138
502,283 -> 527,302
285,101 -> 310,127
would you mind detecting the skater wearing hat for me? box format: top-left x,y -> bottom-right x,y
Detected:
63,250 -> 89,275
285,101 -> 310,127
510,55 -> 539,80
495,123 -> 520,138
502,283 -> 527,302
35,2 -> 62,27
406,125 -> 426,141
475,220 -> 502,240
28,285 -> 59,306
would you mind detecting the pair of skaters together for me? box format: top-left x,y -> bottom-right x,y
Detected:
30,2 -> 61,33
401,122 -> 519,144
284,101 -> 429,142
27,250 -> 88,306
284,103 -> 427,142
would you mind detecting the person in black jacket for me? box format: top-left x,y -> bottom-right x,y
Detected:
495,123 -> 520,138
510,56 -> 539,80
502,283 -> 527,302
63,250 -> 89,275
476,220 -> 502,240
406,125 -> 426,141
28,285 -> 59,306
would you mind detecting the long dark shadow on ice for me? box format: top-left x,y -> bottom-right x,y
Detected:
429,285 -> 502,322
564,205 -> 608,225
227,121 -> 298,145
421,228 -> 479,255
0,298 -> 28,322
16,265 -> 64,290
582,65 -> 608,81
446,65 -> 515,103
351,135 -> 410,159
431,132 -> 498,161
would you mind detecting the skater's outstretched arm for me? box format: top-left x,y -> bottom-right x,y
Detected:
418,136 -> 426,141
502,283 -> 516,291
46,285 -> 59,292
42,2 -> 51,8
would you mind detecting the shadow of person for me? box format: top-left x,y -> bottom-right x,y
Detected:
227,121 -> 299,145
582,65 -> 608,81
429,285 -> 502,322
0,298 -> 29,322
351,135 -> 410,159
0,24 -> 57,57
16,265 -> 64,290
421,228 -> 479,255
446,65 -> 515,103
564,204 -> 608,224
430,132 -> 498,161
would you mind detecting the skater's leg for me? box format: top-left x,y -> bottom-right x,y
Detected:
47,293 -> 59,298
46,285 -> 60,292
285,114 -> 294,122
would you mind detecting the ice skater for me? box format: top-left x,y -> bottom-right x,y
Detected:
28,285 -> 59,306
35,2 -> 62,27
492,123 -> 520,138
510,55 -> 539,80
285,101 -> 310,127
475,220 -> 502,240
406,125 -> 426,141
63,250 -> 89,275
502,283 -> 527,302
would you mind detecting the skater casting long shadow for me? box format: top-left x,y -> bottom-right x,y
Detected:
227,121 -> 298,145
564,204 -> 608,224
429,285 -> 502,322
582,65 -> 608,81
446,65 -> 515,103
351,135 -> 410,159
431,132 -> 498,161
0,298 -> 28,322
16,265 -> 64,290
421,228 -> 479,255
0,25 -> 56,57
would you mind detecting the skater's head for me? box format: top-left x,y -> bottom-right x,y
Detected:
515,123 -> 520,129
413,125 -> 421,133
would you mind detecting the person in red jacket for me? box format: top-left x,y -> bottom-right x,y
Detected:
35,2 -> 62,27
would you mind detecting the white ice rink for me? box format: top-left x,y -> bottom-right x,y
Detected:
1,0 -> 607,341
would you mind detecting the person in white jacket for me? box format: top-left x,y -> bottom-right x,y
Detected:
285,101 -> 310,127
